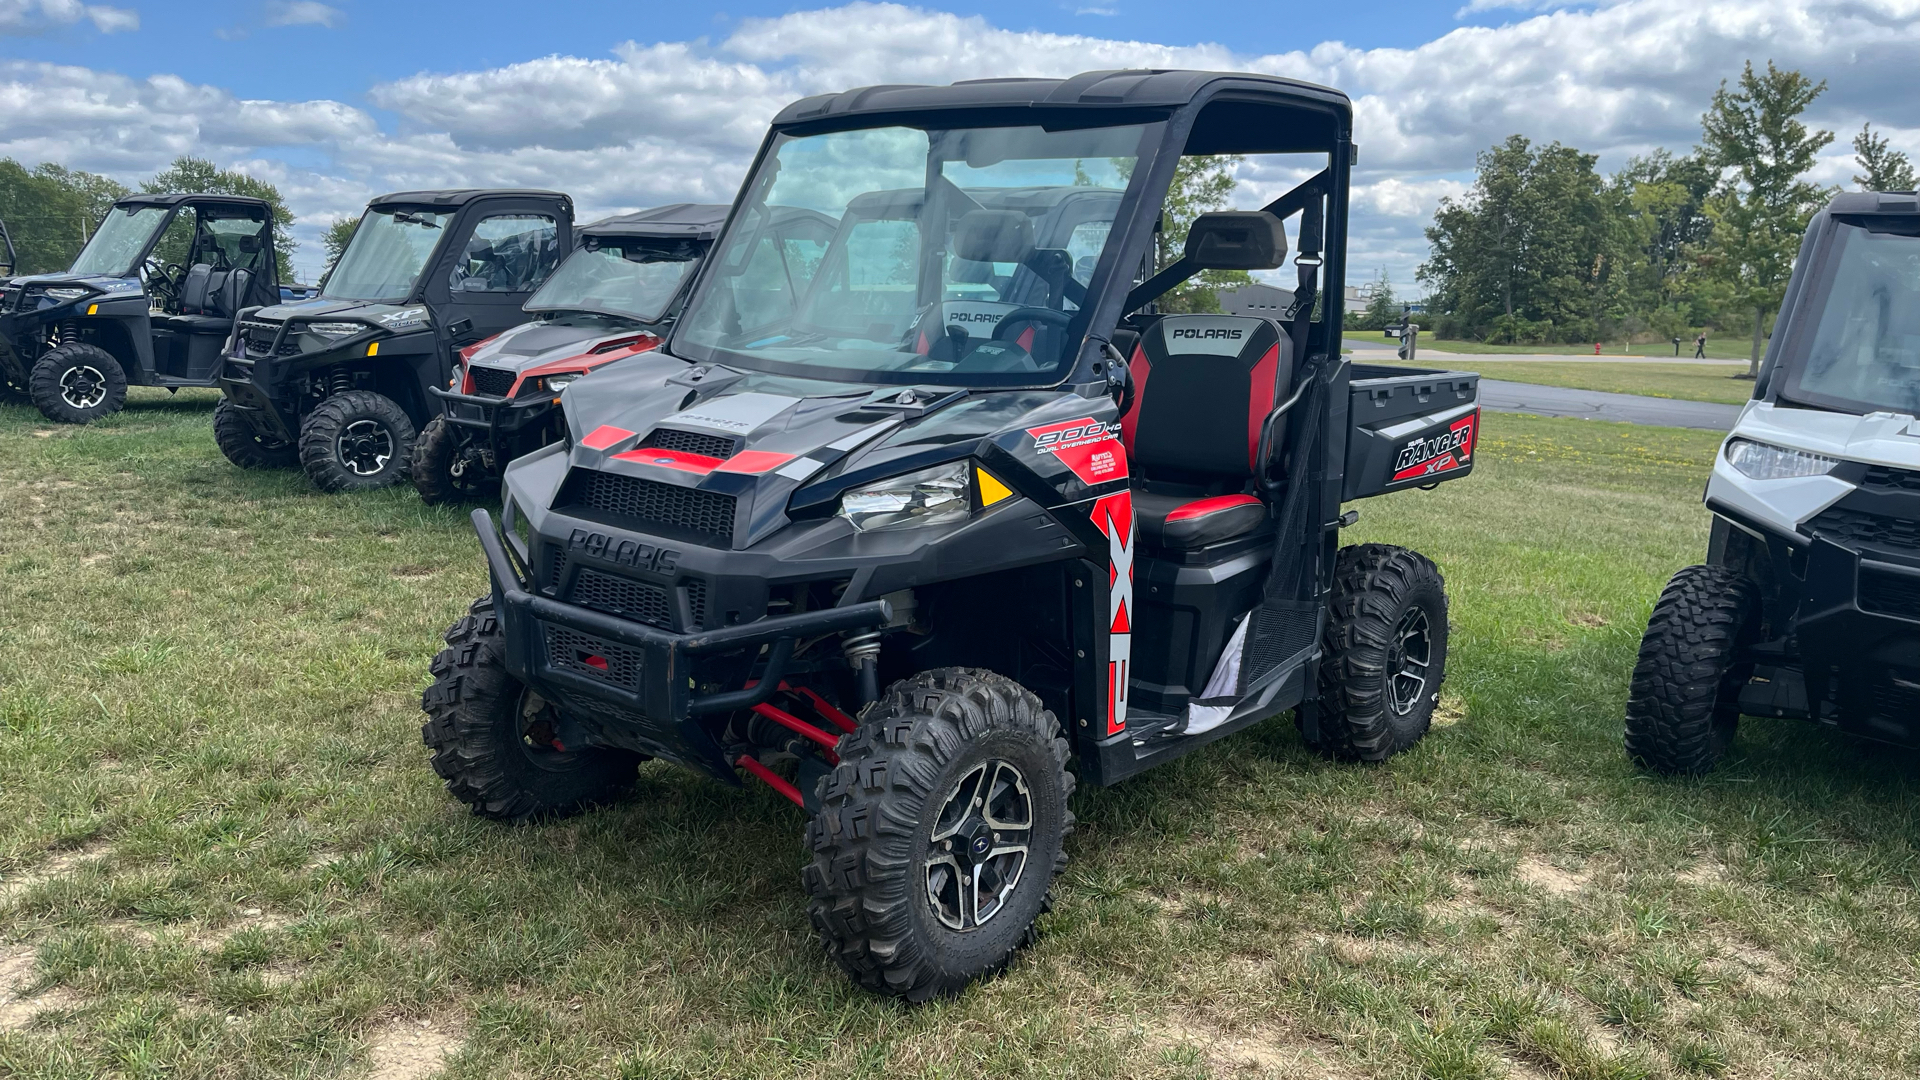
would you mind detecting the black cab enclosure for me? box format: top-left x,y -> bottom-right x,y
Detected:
216,188 -> 573,491
0,193 -> 280,423
421,70 -> 1480,1000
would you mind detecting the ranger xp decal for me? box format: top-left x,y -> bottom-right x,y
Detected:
1026,417 -> 1128,486
1091,489 -> 1134,737
1392,411 -> 1479,482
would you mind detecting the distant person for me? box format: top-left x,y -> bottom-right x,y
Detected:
1693,331 -> 1708,359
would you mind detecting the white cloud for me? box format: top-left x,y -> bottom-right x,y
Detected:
0,0 -> 138,35
265,1 -> 344,28
2,0 -> 1914,287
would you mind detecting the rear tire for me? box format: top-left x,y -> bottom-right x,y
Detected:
805,667 -> 1073,1001
1625,565 -> 1758,776
1310,543 -> 1450,761
420,596 -> 644,820
214,399 -> 297,469
29,342 -> 126,424
298,390 -> 415,492
411,415 -> 498,505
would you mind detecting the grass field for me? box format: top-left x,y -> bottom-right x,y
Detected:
5,390 -> 1920,1080
1371,360 -> 1755,406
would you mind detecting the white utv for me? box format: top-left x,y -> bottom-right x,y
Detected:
1627,191 -> 1920,773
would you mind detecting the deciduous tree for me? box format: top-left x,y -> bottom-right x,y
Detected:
1852,123 -> 1916,192
142,157 -> 298,280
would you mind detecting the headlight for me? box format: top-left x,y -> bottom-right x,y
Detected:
41,287 -> 89,301
1725,438 -> 1839,480
544,373 -> 580,392
303,321 -> 366,337
838,461 -> 971,532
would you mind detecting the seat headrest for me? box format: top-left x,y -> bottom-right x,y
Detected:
1184,211 -> 1288,271
952,209 -> 1034,264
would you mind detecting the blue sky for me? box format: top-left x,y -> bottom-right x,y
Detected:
0,0 -> 1906,285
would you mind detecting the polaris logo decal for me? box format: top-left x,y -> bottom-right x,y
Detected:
942,302 -> 1019,338
567,529 -> 680,575
1025,417 -> 1128,486
1161,316 -> 1262,355
1391,411 -> 1478,482
1170,327 -> 1243,340
947,311 -> 1004,324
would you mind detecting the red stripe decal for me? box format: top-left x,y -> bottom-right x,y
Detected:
612,448 -> 725,474
580,424 -> 635,452
1247,342 -> 1279,471
715,450 -> 796,474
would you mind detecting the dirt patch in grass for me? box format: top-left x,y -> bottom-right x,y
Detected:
366,1017 -> 463,1080
1515,856 -> 1588,897
0,943 -> 78,1032
0,840 -> 110,903
1157,1019 -> 1358,1078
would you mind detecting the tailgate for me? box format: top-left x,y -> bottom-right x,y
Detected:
1343,363 -> 1480,501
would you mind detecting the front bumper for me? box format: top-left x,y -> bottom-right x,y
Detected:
472,508 -> 891,779
429,383 -> 559,436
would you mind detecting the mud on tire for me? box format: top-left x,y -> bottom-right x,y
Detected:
410,415 -> 497,505
298,389 -> 415,492
420,596 -> 644,820
804,667 -> 1074,1001
29,342 -> 127,424
1309,543 -> 1450,761
214,399 -> 297,469
1625,564 -> 1759,776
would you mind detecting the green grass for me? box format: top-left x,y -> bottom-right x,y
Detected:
5,390 -> 1920,1079
1370,360 -> 1756,406
1417,337 -> 1761,362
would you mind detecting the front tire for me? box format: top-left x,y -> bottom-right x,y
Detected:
410,415 -> 498,505
298,390 -> 415,492
805,667 -> 1074,1001
1625,565 -> 1759,776
1310,543 -> 1450,761
29,342 -> 127,424
420,596 -> 644,820
214,399 -> 297,469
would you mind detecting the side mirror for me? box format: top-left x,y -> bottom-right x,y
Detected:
1184,211 -> 1287,271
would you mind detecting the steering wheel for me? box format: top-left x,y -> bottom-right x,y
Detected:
990,307 -> 1073,344
143,259 -> 184,305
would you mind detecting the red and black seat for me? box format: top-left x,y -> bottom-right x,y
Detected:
1120,314 -> 1293,549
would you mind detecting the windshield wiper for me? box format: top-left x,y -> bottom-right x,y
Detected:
392,211 -> 441,230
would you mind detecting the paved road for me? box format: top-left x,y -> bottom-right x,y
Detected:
1346,339 -> 1746,366
1477,378 -> 1743,431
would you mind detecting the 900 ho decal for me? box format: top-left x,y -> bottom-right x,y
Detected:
1026,417 -> 1128,486
1391,410 -> 1478,482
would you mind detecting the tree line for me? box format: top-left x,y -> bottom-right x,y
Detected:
0,156 -> 298,281
1418,61 -> 1911,373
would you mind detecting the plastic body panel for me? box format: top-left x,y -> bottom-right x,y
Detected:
1343,364 -> 1480,500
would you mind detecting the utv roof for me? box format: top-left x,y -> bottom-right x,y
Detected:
370,188 -> 572,210
580,203 -> 730,241
1826,191 -> 1919,215
772,69 -> 1351,152
115,192 -> 272,209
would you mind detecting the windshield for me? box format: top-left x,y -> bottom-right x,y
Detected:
1783,221 -> 1920,416
69,205 -> 170,277
675,122 -> 1149,386
526,238 -> 703,323
323,208 -> 452,302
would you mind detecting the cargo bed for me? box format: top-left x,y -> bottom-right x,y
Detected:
1343,363 -> 1481,501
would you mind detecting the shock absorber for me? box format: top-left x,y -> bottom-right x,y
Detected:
56,320 -> 79,345
329,368 -> 353,396
841,629 -> 883,706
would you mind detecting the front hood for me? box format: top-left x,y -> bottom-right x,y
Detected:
543,354 -> 1107,549
467,321 -> 658,374
250,297 -> 422,324
1734,400 -> 1920,470
9,272 -> 139,292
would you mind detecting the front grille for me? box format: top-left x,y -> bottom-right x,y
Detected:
572,568 -> 674,628
643,428 -> 738,460
1864,465 -> 1920,495
1862,568 -> 1920,621
571,471 -> 736,545
1807,507 -> 1920,554
545,624 -> 641,689
547,547 -> 567,590
1870,679 -> 1920,720
685,579 -> 708,631
469,366 -> 516,397
240,319 -> 294,359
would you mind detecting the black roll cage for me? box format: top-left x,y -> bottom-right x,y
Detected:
667,71 -> 1354,390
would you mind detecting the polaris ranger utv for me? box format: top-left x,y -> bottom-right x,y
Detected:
216,189 -> 573,491
0,194 -> 281,423
421,70 -> 1481,1000
412,204 -> 742,504
1627,191 -> 1920,774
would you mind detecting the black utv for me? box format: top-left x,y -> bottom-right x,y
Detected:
1626,191 -> 1920,774
421,70 -> 1482,1000
216,188 -> 573,491
412,204 -> 738,504
0,194 -> 282,423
